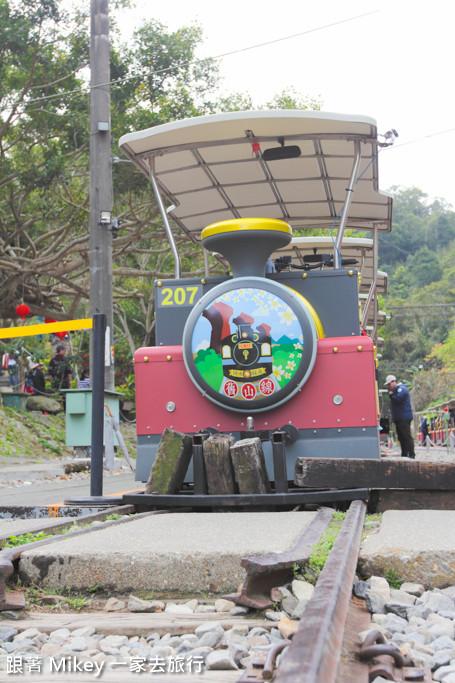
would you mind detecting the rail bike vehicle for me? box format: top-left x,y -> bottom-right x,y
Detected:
118,110 -> 393,483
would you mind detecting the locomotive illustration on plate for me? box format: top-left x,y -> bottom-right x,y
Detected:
191,288 -> 304,402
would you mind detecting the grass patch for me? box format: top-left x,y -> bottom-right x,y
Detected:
3,531 -> 49,547
64,593 -> 92,610
37,437 -> 62,456
2,516 -> 120,549
24,585 -> 93,610
385,569 -> 403,590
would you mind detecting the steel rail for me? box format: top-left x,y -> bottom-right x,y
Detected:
228,507 -> 334,609
121,488 -> 369,508
273,499 -> 367,683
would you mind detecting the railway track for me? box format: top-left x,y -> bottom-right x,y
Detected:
0,499 -> 434,682
236,499 -> 368,683
236,499 -> 432,683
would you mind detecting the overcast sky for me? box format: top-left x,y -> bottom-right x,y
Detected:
117,0 -> 455,208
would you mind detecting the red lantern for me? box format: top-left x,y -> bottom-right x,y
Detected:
55,330 -> 67,340
16,303 -> 30,320
44,318 -> 57,324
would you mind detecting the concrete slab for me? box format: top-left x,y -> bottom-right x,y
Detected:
0,458 -> 128,483
18,511 -> 317,594
359,509 -> 455,588
0,461 -> 67,482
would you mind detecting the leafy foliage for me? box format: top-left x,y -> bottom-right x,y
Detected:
378,187 -> 455,409
0,0 -> 323,364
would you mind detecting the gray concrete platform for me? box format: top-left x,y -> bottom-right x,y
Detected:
359,509 -> 455,588
0,460 -> 70,482
4,447 -> 455,597
0,457 -> 127,483
18,511 -> 317,594
13,508 -> 455,596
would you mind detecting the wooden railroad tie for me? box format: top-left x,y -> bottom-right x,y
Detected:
294,458 -> 455,490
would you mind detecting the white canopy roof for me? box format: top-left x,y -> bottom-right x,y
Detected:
119,110 -> 393,238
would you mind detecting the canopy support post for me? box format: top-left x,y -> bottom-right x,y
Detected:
149,167 -> 181,279
334,141 -> 361,269
203,246 -> 209,277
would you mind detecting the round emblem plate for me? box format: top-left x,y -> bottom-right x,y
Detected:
182,277 -> 319,413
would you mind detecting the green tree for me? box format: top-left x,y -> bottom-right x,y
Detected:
408,248 -> 442,288
0,0 -> 323,357
379,188 -> 455,406
0,3 -> 219,330
428,327 -> 455,370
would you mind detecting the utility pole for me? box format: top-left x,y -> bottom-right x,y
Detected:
89,0 -> 114,390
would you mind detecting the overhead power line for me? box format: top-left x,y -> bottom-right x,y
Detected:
0,10 -> 381,111
388,303 -> 455,318
1,7 -> 454,159
388,304 -> 455,309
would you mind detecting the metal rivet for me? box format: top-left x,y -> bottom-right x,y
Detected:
264,422 -> 268,426
337,418 -> 341,422
348,270 -> 354,276
313,430 -> 317,434
333,395 -> 343,405
302,273 -> 308,278
333,347 -> 338,353
201,278 -> 206,284
217,424 -> 220,427
166,355 -> 172,361
166,401 -> 176,413
147,426 -> 150,430
338,429 -> 341,433
157,281 -> 162,287
362,428 -> 366,432
143,356 -> 149,362
313,420 -> 316,424
357,346 -> 363,351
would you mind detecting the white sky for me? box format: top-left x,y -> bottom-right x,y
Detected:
117,0 -> 455,208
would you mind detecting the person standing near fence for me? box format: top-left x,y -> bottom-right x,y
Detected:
7,354 -> 19,389
384,374 -> 415,460
30,362 -> 46,395
49,345 -> 73,392
420,415 -> 430,446
78,369 -> 90,389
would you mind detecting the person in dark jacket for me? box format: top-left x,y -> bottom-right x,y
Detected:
49,345 -> 72,392
420,416 -> 430,446
30,362 -> 46,395
384,374 -> 415,459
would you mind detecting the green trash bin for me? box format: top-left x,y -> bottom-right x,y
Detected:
2,392 -> 29,411
64,389 -> 122,447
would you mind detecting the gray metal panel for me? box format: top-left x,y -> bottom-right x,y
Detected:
270,270 -> 361,338
155,276 -> 227,346
154,269 -> 359,345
